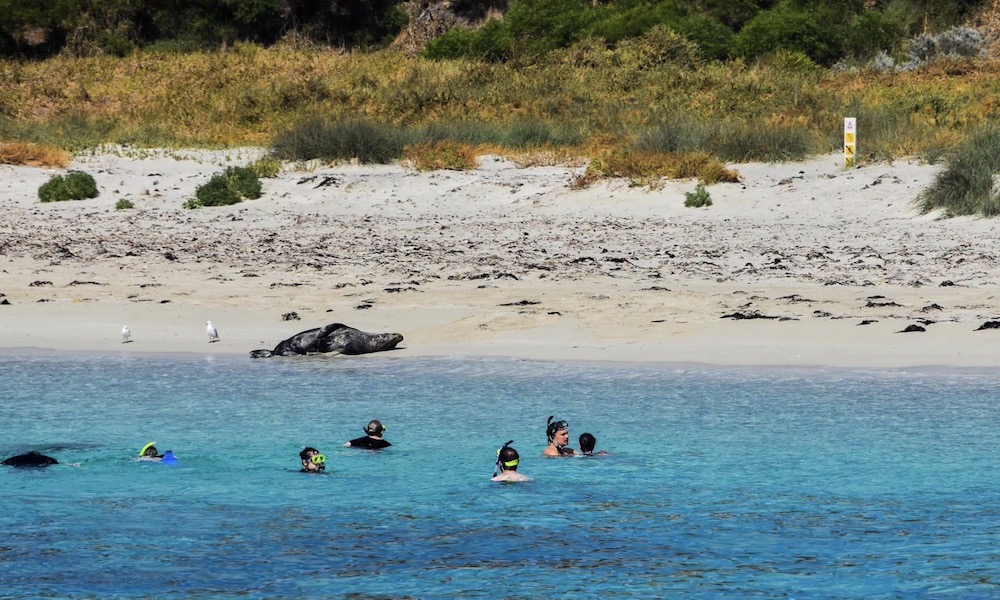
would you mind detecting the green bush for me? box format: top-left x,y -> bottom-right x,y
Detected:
38,171 -> 99,202
684,183 -> 712,207
248,156 -> 282,178
115,198 -> 135,210
271,118 -> 410,163
916,125 -> 1000,217
732,5 -> 845,66
188,166 -> 263,208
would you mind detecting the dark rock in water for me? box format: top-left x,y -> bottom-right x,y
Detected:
897,324 -> 926,333
975,321 -> 1000,331
251,323 -> 403,358
2,451 -> 58,467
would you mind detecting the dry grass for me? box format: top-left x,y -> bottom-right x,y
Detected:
0,141 -> 70,167
403,141 -> 478,171
571,150 -> 740,189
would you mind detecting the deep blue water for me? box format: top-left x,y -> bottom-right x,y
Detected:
2,352 -> 1000,599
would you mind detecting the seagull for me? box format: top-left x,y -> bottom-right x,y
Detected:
122,325 -> 132,343
206,321 -> 220,343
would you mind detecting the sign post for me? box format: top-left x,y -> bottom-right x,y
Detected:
844,117 -> 856,168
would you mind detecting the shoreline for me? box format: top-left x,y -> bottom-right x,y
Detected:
3,149 -> 1000,370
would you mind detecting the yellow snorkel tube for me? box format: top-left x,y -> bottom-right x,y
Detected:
139,441 -> 157,457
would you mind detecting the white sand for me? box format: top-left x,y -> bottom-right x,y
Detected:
2,148 -> 999,368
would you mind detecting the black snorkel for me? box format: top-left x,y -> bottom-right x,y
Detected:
494,439 -> 514,476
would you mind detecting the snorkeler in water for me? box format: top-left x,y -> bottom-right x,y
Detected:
344,419 -> 391,449
299,447 -> 326,473
138,442 -> 164,461
543,416 -> 576,457
492,440 -> 531,482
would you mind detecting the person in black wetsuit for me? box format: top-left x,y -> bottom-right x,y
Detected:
300,447 -> 326,473
344,420 -> 391,449
543,415 -> 576,457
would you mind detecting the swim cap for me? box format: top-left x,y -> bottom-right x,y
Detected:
139,442 -> 157,457
364,420 -> 385,436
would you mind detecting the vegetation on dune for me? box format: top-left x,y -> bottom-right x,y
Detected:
37,170 -> 98,202
4,0 -> 1000,213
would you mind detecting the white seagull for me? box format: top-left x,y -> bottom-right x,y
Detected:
206,321 -> 220,343
122,325 -> 132,343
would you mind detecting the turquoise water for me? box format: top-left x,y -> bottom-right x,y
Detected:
3,352 -> 1000,599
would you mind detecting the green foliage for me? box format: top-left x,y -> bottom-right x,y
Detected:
248,155 -> 282,178
615,25 -> 701,70
916,125 -> 1000,217
38,171 -> 99,202
188,165 -> 262,208
500,119 -> 582,149
504,0 -> 597,58
637,115 -> 818,162
684,183 -> 713,207
115,198 -> 135,209
271,118 -> 410,163
733,3 -> 845,65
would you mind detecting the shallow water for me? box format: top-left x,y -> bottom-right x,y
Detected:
2,353 -> 1000,598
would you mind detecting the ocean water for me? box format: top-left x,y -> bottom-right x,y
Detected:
2,352 -> 1000,599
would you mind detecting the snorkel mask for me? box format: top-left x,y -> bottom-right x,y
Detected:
307,454 -> 326,470
546,416 -> 568,442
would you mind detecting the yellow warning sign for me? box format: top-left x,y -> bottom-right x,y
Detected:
844,117 -> 857,167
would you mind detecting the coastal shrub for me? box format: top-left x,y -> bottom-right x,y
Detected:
710,120 -> 817,162
188,166 -> 263,209
500,119 -> 582,149
404,141 -> 478,171
271,118 -> 409,163
684,184 -> 712,207
248,156 -> 282,178
115,198 -> 135,210
614,25 -> 701,71
732,5 -> 844,66
916,125 -> 1000,217
38,171 -> 99,202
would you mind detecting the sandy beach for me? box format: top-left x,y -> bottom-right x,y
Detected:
2,148 -> 999,368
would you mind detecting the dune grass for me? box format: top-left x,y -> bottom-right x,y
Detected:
0,140 -> 70,167
3,47 -> 1000,203
917,124 -> 1000,217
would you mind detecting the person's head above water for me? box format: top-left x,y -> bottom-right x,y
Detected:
544,416 -> 575,456
546,416 -> 568,442
300,447 -> 326,472
139,442 -> 163,459
495,440 -> 520,472
364,419 -> 385,438
579,432 -> 597,455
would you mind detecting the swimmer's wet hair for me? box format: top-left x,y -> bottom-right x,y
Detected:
300,447 -> 319,460
579,432 -> 596,453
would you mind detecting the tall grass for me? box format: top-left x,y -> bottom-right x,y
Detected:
916,125 -> 1000,217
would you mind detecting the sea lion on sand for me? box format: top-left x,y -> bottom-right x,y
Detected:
250,323 -> 403,358
2,451 -> 59,467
